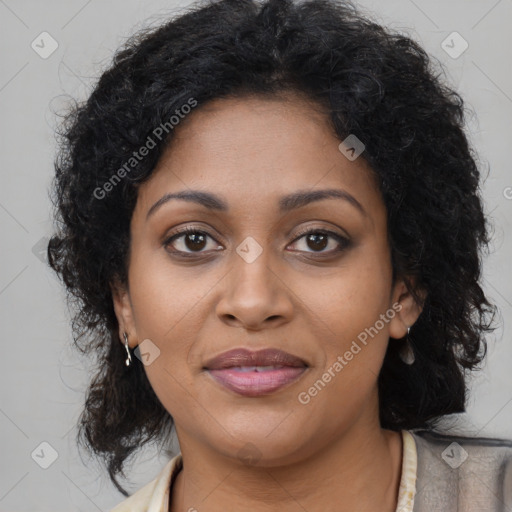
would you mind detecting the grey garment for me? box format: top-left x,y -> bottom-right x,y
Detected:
410,429 -> 512,512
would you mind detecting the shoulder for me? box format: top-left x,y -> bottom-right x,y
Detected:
408,429 -> 512,511
110,454 -> 183,512
110,478 -> 159,512
411,428 -> 512,464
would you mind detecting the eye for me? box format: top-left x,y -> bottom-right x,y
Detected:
163,226 -> 222,256
288,228 -> 350,255
163,225 -> 351,258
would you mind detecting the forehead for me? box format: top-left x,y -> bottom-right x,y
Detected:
133,94 -> 385,221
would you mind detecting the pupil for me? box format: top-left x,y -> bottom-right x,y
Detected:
307,233 -> 327,251
186,233 -> 206,251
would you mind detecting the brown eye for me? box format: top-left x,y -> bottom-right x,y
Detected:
182,232 -> 207,251
305,232 -> 328,251
164,227 -> 222,255
288,229 -> 350,255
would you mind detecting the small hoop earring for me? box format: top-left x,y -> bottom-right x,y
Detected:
399,326 -> 415,365
123,332 -> 132,367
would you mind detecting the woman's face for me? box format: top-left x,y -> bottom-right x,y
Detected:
113,94 -> 419,465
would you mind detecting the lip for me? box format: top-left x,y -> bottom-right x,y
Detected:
203,348 -> 309,397
203,348 -> 308,370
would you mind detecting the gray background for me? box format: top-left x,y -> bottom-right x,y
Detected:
1,0 -> 511,510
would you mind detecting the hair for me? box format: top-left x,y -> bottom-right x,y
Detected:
48,0 -> 496,495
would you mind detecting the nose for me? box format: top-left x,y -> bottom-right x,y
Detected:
215,246 -> 294,331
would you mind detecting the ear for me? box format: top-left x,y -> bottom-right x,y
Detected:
110,279 -> 138,349
388,276 -> 425,339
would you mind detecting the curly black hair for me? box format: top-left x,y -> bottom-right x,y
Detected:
47,0 -> 496,495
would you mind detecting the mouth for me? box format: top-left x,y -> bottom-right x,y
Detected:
203,348 -> 309,397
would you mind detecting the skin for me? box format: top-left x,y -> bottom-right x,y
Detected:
111,92 -> 423,512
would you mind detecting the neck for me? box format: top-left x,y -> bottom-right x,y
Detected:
169,420 -> 403,512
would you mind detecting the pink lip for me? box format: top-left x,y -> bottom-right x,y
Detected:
203,348 -> 308,397
207,367 -> 308,396
203,348 -> 308,370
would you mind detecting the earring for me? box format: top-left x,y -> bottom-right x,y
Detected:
399,326 -> 415,365
123,332 -> 132,367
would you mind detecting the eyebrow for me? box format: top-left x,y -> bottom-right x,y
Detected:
146,188 -> 367,220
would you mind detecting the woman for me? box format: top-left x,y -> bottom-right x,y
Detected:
47,0 -> 512,510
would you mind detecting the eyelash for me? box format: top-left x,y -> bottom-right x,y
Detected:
163,225 -> 351,259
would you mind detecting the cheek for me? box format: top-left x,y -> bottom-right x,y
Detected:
127,270 -> 206,420
302,252 -> 392,337
296,250 -> 393,388
126,248 -> 221,396
127,241 -> 216,338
